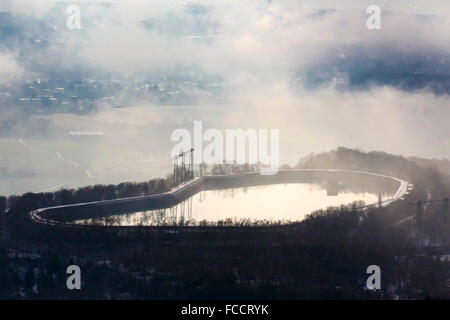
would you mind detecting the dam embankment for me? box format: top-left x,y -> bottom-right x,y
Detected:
29,169 -> 408,226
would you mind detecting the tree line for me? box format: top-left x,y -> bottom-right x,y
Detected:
0,179 -> 170,225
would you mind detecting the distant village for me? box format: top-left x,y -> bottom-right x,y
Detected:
1,74 -> 228,115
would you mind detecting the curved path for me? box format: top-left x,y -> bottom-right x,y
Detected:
29,169 -> 411,227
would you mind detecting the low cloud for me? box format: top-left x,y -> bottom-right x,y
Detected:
0,52 -> 24,87
1,1 -> 450,195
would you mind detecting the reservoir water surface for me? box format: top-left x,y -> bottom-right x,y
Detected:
71,182 -> 394,227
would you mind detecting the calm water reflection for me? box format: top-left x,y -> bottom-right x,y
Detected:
73,183 -> 393,227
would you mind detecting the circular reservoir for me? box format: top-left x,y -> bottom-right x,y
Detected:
72,183 -> 392,227
30,170 -> 408,228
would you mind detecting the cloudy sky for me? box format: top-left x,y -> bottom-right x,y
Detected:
0,0 -> 450,195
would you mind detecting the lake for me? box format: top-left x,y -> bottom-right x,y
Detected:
72,182 -> 393,227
